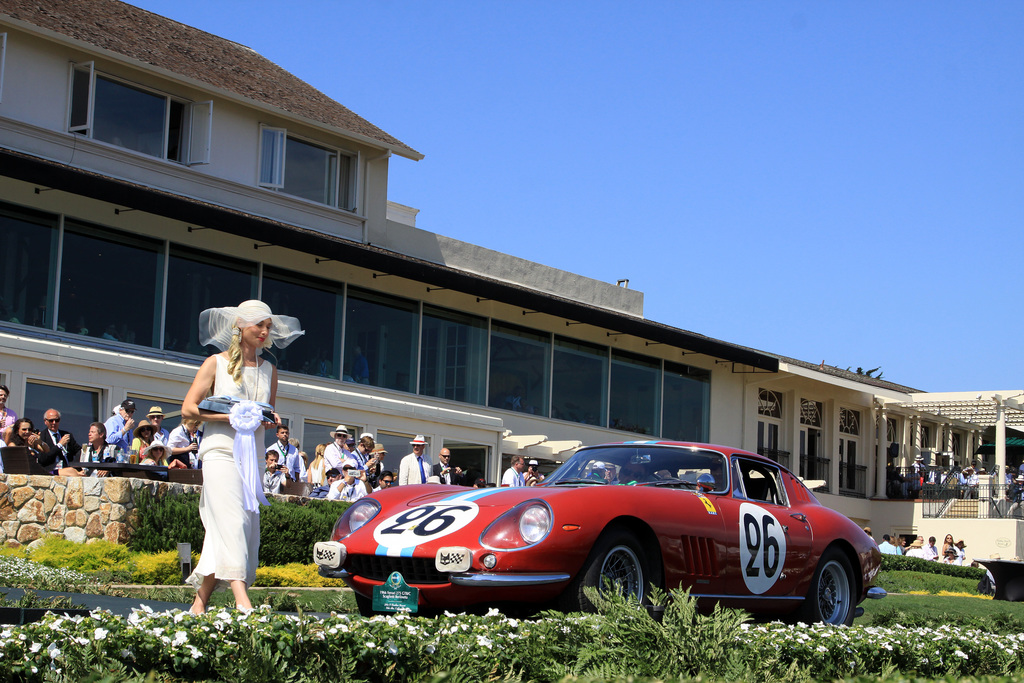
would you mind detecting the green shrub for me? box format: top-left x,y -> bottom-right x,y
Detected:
876,569 -> 982,595
257,499 -> 349,566
29,536 -> 134,573
129,490 -> 348,566
881,553 -> 986,580
129,490 -> 205,553
131,550 -> 194,585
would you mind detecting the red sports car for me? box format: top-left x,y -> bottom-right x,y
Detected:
314,442 -> 884,623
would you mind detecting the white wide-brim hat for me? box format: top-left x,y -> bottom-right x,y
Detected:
330,425 -> 350,437
198,300 -> 304,351
410,435 -> 428,445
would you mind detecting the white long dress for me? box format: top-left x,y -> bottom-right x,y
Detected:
186,355 -> 272,590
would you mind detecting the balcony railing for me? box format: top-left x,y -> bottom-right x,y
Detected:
757,448 -> 791,470
839,462 -> 867,498
799,455 -> 831,490
922,481 -> 1024,520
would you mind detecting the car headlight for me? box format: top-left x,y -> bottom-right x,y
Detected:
331,499 -> 380,541
481,501 -> 553,550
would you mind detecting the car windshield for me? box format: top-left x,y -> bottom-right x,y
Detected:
545,445 -> 729,493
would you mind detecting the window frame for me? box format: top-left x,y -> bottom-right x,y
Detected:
257,124 -> 358,210
67,62 -> 211,164
0,33 -> 7,103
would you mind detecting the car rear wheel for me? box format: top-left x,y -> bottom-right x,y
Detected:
796,547 -> 855,626
558,528 -> 647,612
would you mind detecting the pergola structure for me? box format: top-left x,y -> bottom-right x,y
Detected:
897,392 -> 1024,478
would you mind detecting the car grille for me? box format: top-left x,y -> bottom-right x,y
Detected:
681,535 -> 720,577
348,555 -> 451,584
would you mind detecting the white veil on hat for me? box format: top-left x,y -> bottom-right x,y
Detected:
198,300 -> 304,351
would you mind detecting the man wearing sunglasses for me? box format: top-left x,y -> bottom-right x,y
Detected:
37,408 -> 82,472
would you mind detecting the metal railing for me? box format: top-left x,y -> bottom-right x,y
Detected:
922,482 -> 1024,519
839,463 -> 867,498
757,448 -> 791,470
799,455 -> 831,489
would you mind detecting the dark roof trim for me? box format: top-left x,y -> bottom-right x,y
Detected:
0,148 -> 779,372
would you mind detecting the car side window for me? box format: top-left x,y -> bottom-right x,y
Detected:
736,459 -> 788,507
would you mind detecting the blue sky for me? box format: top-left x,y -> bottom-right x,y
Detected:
132,1 -> 1024,392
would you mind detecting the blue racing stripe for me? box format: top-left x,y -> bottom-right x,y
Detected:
437,487 -> 511,503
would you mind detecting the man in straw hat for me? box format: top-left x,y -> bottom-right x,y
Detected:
398,435 -> 431,485
324,424 -> 351,471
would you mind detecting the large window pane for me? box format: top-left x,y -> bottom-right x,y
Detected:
552,337 -> 608,427
343,287 -> 418,392
93,76 -> 167,158
59,222 -> 162,347
662,361 -> 710,442
261,268 -> 338,377
0,203 -> 57,329
24,382 -> 99,445
164,246 -> 257,355
488,321 -> 549,416
419,305 -> 487,405
609,351 -> 660,435
283,136 -> 337,205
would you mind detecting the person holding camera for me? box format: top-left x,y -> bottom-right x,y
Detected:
327,464 -> 368,502
262,451 -> 291,495
525,459 -> 545,486
432,448 -> 463,485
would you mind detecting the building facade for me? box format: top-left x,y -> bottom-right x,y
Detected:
1,1 -> 1021,555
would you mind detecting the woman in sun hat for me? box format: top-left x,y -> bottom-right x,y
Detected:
181,300 -> 303,614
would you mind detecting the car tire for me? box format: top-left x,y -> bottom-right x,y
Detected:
558,527 -> 648,612
795,547 -> 855,626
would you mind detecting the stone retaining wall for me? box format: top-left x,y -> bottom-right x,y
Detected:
0,473 -> 202,547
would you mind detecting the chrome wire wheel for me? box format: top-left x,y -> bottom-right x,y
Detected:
816,559 -> 851,625
599,544 -> 644,600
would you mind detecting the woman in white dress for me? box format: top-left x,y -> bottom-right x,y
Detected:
182,300 -> 303,614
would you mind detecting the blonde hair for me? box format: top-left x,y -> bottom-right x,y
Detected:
311,443 -> 327,469
227,322 -> 275,384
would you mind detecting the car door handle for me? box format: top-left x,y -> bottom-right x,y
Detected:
790,513 -> 807,523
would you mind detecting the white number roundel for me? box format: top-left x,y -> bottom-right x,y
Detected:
738,502 -> 787,595
372,502 -> 480,553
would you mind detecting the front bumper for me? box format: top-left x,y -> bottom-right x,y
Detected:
316,565 -> 570,587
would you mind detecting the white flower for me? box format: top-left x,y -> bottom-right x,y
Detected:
366,641 -> 376,649
47,643 -> 60,659
94,628 -> 108,640
955,650 -> 969,659
76,638 -> 90,646
476,635 -> 493,649
30,643 -> 41,653
172,631 -> 188,647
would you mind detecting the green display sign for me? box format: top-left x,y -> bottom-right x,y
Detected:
372,572 -> 419,613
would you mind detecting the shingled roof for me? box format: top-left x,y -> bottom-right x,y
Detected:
0,0 -> 421,159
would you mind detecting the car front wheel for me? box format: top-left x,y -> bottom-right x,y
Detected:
797,547 -> 855,626
558,528 -> 647,612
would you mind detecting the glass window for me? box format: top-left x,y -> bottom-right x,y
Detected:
258,127 -> 355,209
552,337 -> 608,427
419,305 -> 487,405
59,222 -> 163,347
839,407 -> 860,435
343,287 -> 418,392
302,419 -> 361,454
0,203 -> 57,329
609,351 -> 660,435
164,246 -> 257,355
443,440 -> 489,485
24,381 -> 99,445
93,75 -> 167,158
488,322 -> 550,416
662,361 -> 710,442
800,399 -> 823,427
758,389 -> 783,419
261,268 -> 338,377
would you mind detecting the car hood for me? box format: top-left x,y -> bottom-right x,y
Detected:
376,484 -> 556,509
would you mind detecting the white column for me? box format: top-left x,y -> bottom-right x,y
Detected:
875,405 -> 887,499
996,399 -> 1007,481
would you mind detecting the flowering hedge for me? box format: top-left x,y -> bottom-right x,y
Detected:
3,603 -> 1024,682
